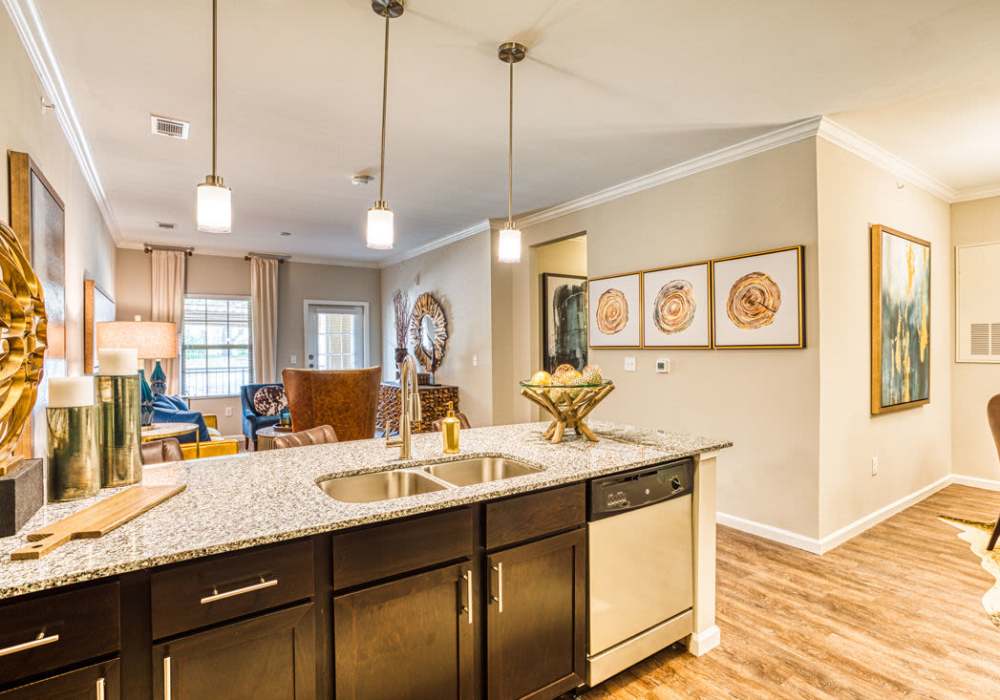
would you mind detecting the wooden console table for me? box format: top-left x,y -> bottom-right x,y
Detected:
376,381 -> 460,435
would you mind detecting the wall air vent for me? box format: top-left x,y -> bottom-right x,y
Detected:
156,222 -> 176,230
150,114 -> 190,139
971,323 -> 990,356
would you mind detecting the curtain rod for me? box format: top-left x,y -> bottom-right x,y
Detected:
143,244 -> 194,256
245,252 -> 289,263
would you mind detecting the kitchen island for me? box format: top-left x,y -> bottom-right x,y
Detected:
0,422 -> 730,699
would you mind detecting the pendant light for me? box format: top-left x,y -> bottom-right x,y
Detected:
367,0 -> 404,250
497,41 -> 526,264
196,0 -> 231,233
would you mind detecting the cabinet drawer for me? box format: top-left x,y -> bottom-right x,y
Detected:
151,538 -> 314,640
485,483 -> 585,550
0,582 -> 119,687
0,658 -> 119,699
333,507 -> 474,590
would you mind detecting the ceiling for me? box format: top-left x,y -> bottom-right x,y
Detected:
26,0 -> 1000,263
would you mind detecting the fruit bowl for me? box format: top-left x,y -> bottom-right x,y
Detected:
519,367 -> 614,444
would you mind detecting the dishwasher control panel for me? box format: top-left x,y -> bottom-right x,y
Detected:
588,459 -> 692,520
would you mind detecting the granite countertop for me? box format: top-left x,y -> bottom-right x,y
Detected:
0,422 -> 730,600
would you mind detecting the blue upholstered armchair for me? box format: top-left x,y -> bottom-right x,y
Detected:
151,395 -> 212,443
241,383 -> 286,446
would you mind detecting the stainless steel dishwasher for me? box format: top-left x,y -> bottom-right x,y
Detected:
587,459 -> 694,686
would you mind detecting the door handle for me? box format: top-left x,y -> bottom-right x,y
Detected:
96,677 -> 106,700
0,632 -> 59,657
460,570 -> 473,625
491,562 -> 503,613
200,576 -> 278,604
163,656 -> 172,700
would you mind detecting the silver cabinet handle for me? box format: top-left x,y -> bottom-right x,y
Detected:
461,570 -> 473,625
0,632 -> 59,657
96,677 -> 106,700
163,655 -> 171,700
200,577 -> 277,604
491,563 -> 504,614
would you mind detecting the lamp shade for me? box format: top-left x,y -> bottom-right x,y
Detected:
97,321 -> 177,360
497,226 -> 522,263
366,206 -> 394,250
197,182 -> 232,233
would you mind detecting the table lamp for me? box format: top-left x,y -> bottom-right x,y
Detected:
97,317 -> 178,425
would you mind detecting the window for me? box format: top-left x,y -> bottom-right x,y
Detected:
305,301 -> 367,370
182,296 -> 252,397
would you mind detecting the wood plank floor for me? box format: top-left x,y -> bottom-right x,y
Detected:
583,485 -> 1000,699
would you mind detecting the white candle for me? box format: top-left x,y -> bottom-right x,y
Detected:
97,348 -> 138,376
48,376 -> 95,408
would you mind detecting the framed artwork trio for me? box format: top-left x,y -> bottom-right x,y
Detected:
588,245 -> 806,350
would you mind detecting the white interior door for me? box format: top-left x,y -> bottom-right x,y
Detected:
304,301 -> 368,370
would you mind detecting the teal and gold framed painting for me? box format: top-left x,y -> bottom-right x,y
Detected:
870,224 -> 930,415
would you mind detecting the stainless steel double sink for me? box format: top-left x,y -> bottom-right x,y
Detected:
317,456 -> 542,503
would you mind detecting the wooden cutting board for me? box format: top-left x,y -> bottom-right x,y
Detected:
11,484 -> 186,560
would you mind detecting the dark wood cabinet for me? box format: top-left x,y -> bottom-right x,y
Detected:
152,603 -> 315,700
0,659 -> 119,699
334,562 -> 477,700
486,529 -> 587,700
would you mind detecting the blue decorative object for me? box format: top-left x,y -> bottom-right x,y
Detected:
149,360 -> 167,397
279,407 -> 291,428
138,369 -> 155,427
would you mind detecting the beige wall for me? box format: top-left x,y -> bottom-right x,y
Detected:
1,12 -> 117,456
115,248 -> 381,434
380,232 -> 494,427
506,139 -> 823,537
815,138 -> 953,538
950,196 -> 1000,481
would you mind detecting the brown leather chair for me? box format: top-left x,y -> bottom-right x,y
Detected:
273,425 -> 338,450
282,367 -> 381,442
141,437 -> 184,465
988,395 -> 1000,551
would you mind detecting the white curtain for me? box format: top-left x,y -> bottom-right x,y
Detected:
250,256 -> 279,384
150,249 -> 187,392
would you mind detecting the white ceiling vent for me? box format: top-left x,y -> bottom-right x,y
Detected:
150,114 -> 189,140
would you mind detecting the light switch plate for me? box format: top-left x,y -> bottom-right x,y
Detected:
624,356 -> 637,372
290,354 -> 297,364
656,358 -> 671,374
224,406 -> 233,417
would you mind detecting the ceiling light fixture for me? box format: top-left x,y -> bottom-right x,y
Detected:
497,41 -> 527,264
366,0 -> 404,250
196,0 -> 231,234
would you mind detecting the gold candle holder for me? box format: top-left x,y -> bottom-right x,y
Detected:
46,405 -> 101,502
97,375 -> 142,487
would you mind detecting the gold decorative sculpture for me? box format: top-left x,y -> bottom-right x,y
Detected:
408,292 -> 448,373
0,221 -> 47,476
520,379 -> 614,444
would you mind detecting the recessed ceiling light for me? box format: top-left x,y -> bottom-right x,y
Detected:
279,231 -> 292,237
351,174 -> 374,186
156,221 -> 176,229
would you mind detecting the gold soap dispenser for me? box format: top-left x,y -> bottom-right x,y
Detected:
441,402 -> 461,454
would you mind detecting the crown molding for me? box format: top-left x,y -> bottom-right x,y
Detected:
379,218 -> 491,267
3,0 -> 120,242
815,117 -> 959,202
951,184 -> 1000,204
116,240 -> 381,269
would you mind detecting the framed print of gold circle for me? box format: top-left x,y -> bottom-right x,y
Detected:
654,280 -> 696,333
596,288 -> 628,335
726,271 -> 781,329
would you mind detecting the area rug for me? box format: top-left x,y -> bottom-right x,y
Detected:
939,516 -> 1000,628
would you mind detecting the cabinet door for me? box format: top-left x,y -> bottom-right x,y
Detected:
334,562 -> 476,700
487,529 -> 586,700
152,603 -> 315,700
0,658 -> 119,699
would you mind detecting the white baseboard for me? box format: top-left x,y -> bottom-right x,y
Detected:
716,512 -> 822,554
717,473 -> 991,555
686,626 -> 720,657
951,474 -> 1000,491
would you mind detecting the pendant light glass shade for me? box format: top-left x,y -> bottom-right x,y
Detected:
497,226 -> 522,264
197,177 -> 231,233
366,204 -> 394,250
